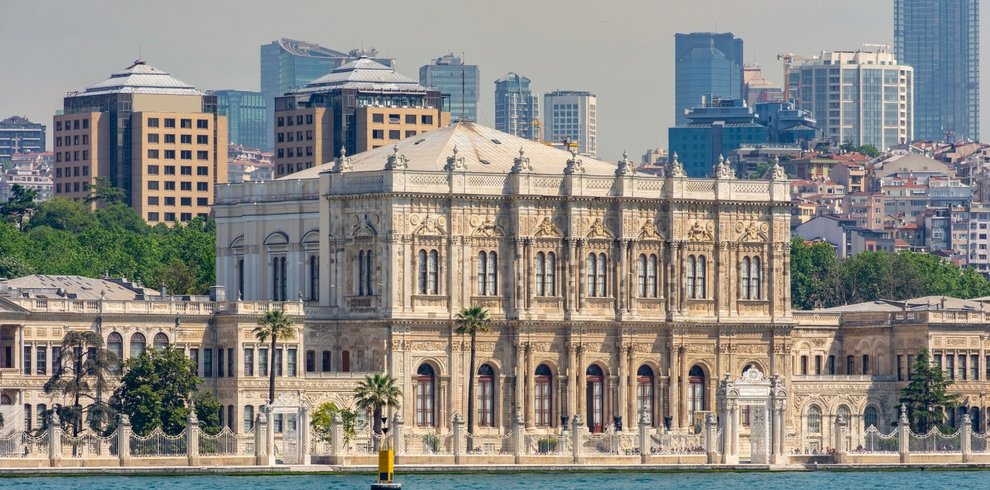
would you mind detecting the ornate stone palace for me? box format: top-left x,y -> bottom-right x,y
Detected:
3,122 -> 990,458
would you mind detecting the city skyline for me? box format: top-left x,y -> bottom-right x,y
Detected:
2,0 -> 988,161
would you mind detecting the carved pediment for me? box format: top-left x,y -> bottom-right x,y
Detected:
534,217 -> 562,238
638,221 -> 664,240
736,221 -> 769,242
686,220 -> 714,241
472,217 -> 504,237
414,214 -> 447,236
586,217 -> 614,239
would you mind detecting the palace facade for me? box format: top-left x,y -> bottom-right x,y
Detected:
3,123 -> 990,456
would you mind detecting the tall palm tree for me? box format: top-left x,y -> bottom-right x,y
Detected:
454,306 -> 491,445
354,373 -> 401,445
253,309 -> 296,404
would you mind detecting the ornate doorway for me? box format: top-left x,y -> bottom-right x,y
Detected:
716,367 -> 787,464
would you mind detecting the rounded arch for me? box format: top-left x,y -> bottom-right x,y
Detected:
532,358 -> 560,377
477,363 -> 495,377
738,359 -> 768,375
414,358 -> 445,378
264,231 -> 290,246
687,361 -> 713,380
153,332 -> 169,350
636,359 -> 663,376
586,363 -> 605,377
300,228 -> 321,245
806,404 -> 824,433
476,357 -> 505,375
129,332 -> 147,358
863,405 -> 881,430
229,235 -> 245,249
585,360 -> 611,377
636,364 -> 655,377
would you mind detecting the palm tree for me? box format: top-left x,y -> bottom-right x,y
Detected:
354,373 -> 401,446
454,306 -> 492,445
253,309 -> 296,404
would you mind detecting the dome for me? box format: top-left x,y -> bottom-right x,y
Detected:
294,57 -> 427,93
81,60 -> 203,96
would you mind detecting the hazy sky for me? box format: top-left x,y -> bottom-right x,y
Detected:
2,0 -> 987,160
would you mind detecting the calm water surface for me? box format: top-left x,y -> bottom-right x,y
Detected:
0,471 -> 982,489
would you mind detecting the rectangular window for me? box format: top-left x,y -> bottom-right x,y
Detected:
405,114 -> 416,124
244,348 -> 254,376
164,212 -> 176,221
164,150 -> 175,159
274,348 -> 283,377
164,165 -> 176,175
287,349 -> 297,377
421,115 -> 433,125
260,348 -> 269,376
180,119 -> 192,129
147,165 -> 159,175
36,347 -> 46,375
180,197 -> 191,206
322,351 -> 331,372
218,349 -> 225,377
972,355 -> 979,380
814,356 -> 822,375
946,355 -> 954,380
180,213 -> 192,222
197,135 -> 208,144
197,151 -> 209,160
148,133 -> 159,143
827,355 -> 836,375
227,348 -> 234,377
197,119 -> 208,129
147,196 -> 159,205
372,129 -> 384,139
190,348 -> 199,375
197,197 -> 208,206
388,130 -> 401,139
165,181 -> 176,190
897,355 -> 904,381
148,212 -> 159,221
147,149 -> 159,159
373,113 -> 384,123
165,134 -> 176,144
862,355 -> 870,375
181,166 -> 192,175
180,134 -> 192,144
197,166 -> 209,176
148,181 -> 159,190
164,197 -> 176,206
204,348 -> 213,377
148,118 -> 159,128
180,150 -> 192,160
181,182 -> 192,191
197,182 -> 208,191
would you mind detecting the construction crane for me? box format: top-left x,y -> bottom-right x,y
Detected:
776,53 -> 817,102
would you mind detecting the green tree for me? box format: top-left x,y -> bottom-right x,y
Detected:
855,144 -> 881,158
311,401 -> 360,445
193,391 -> 222,435
111,346 -> 201,435
85,177 -> 126,205
253,309 -> 296,404
26,198 -> 97,233
43,331 -> 117,436
354,373 -> 401,444
454,306 -> 492,442
0,253 -> 34,278
0,184 -> 37,230
790,238 -> 841,309
900,347 -> 959,433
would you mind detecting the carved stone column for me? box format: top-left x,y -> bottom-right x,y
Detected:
679,346 -> 688,430
525,343 -> 535,429
577,345 -> 586,422
567,343 -> 578,420
618,342 -> 628,430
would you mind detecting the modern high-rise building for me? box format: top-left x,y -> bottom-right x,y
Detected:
797,49 -> 913,150
260,38 -> 394,150
0,116 -> 46,162
894,0 -> 980,142
53,60 -> 228,224
674,32 -> 744,126
272,58 -> 448,178
494,73 -> 540,140
543,90 -> 597,157
419,53 -> 480,122
668,97 -> 767,177
742,65 -> 784,108
211,90 -> 268,150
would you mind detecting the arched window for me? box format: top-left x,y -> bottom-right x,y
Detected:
696,255 -> 706,299
130,333 -> 146,358
808,405 -> 822,433
864,406 -> 879,429
365,249 -> 373,296
477,251 -> 498,296
244,405 -> 255,433
107,332 -> 123,365
535,364 -> 553,427
359,250 -> 367,296
637,254 -> 648,297
587,253 -> 596,297
750,257 -> 761,300
838,405 -> 851,427
477,364 -> 495,427
237,258 -> 245,300
309,255 -> 319,301
586,253 -> 607,298
272,256 -> 287,301
418,249 -> 428,294
741,257 -> 751,299
596,253 -> 607,297
535,252 -> 546,296
37,404 -> 47,429
24,404 -> 31,432
586,365 -> 604,432
686,256 -> 696,298
418,249 -> 439,295
546,252 -> 556,296
306,350 -> 315,372
637,365 -> 655,426
647,254 -> 658,298
322,351 -> 331,372
153,332 -> 169,351
688,365 -> 706,421
416,364 -> 436,427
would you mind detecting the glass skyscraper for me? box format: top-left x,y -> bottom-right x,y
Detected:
494,73 -> 540,140
260,38 -> 393,150
212,90 -> 267,150
894,0 -> 980,142
419,53 -> 480,122
674,32 -> 744,126
0,116 -> 46,162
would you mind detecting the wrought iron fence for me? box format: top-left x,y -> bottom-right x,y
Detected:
854,426 -> 898,453
908,427 -> 960,453
130,428 -> 187,457
199,427 -> 238,456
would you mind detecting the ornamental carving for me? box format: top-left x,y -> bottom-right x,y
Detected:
352,214 -> 379,237
685,344 -> 714,354
471,216 -> 505,237
638,221 -> 664,241
414,214 -> 446,236
534,217 -> 562,238
736,221 -> 769,242
587,217 -> 613,239
409,341 -> 449,352
733,344 -> 766,354
812,338 -> 826,347
687,220 -> 714,241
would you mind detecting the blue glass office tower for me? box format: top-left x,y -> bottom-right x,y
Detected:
674,32 -> 744,126
212,90 -> 267,150
494,73 -> 540,140
419,54 -> 480,122
894,0 -> 979,142
668,97 -> 768,178
260,38 -> 394,150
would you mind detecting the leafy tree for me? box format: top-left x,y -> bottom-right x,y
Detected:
454,306 -> 492,442
790,238 -> 840,309
85,177 -> 126,205
193,391 -> 222,435
43,331 -> 118,436
855,145 -> 881,158
0,184 -> 37,230
253,309 -> 296,404
354,374 -> 401,445
26,198 -> 97,233
311,401 -> 360,445
0,253 -> 34,278
111,346 -> 201,435
900,347 -> 959,433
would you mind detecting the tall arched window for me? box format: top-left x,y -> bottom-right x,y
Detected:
741,257 -> 751,299
587,253 -> 596,297
477,251 -> 498,296
695,255 -> 706,299
418,249 -> 428,294
637,365 -> 655,426
130,333 -> 146,358
365,249 -> 374,295
107,332 -> 123,367
808,405 -> 822,433
545,252 -> 556,296
864,406 -> 879,429
272,256 -> 287,301
153,333 -> 169,351
637,254 -> 648,297
688,365 -> 705,421
750,257 -> 761,300
586,364 -> 604,432
244,405 -> 255,433
359,250 -> 367,296
535,364 -> 553,427
477,364 -> 495,427
647,254 -> 658,298
418,249 -> 439,295
535,252 -> 546,296
686,256 -> 696,298
237,258 -> 245,300
596,253 -> 607,297
309,255 -> 319,301
838,405 -> 851,427
24,404 -> 32,432
416,364 -> 436,427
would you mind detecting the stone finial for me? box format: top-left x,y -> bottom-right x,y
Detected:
339,146 -> 347,159
392,411 -> 404,425
615,149 -> 636,176
188,398 -> 198,424
668,152 -> 687,178
51,411 -> 61,425
332,146 -> 352,173
119,413 -> 130,426
899,403 -> 909,423
444,144 -> 465,171
452,413 -> 464,424
511,146 -> 532,173
712,153 -> 736,179
564,151 -> 585,175
765,155 -> 787,181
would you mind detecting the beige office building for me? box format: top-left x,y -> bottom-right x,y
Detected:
53,60 -> 228,224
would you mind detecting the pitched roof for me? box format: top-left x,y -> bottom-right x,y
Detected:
0,275 -> 160,300
280,121 -> 622,179
81,60 -> 202,96
295,57 -> 427,93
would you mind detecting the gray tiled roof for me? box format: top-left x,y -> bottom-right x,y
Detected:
0,275 -> 160,300
294,57 -> 428,93
80,61 -> 203,96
